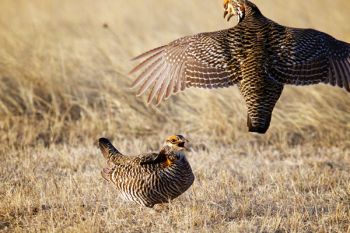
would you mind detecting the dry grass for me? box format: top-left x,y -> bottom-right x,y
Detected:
0,0 -> 349,232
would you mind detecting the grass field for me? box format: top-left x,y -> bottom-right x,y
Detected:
0,0 -> 349,232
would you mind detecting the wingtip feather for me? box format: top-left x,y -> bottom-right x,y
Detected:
131,45 -> 166,61
129,50 -> 163,75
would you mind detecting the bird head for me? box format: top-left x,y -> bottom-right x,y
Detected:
164,135 -> 189,152
223,0 -> 247,22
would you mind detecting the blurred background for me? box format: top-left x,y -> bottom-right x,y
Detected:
0,0 -> 350,148
1,1 -> 349,232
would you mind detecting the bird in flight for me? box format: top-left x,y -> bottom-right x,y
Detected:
129,0 -> 350,134
98,135 -> 194,208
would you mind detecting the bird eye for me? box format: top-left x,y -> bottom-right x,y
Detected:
171,139 -> 176,143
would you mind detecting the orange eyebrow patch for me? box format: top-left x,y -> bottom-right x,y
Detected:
167,135 -> 178,141
224,0 -> 230,4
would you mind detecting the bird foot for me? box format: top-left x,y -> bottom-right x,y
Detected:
224,0 -> 246,22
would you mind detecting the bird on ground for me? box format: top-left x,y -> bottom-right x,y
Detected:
98,135 -> 194,208
129,0 -> 350,134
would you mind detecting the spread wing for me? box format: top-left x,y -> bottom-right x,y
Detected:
129,30 -> 241,105
270,28 -> 350,91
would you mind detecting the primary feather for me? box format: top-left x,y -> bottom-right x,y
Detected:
129,0 -> 350,134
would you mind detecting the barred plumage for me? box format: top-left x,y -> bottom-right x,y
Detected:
98,135 -> 194,208
129,0 -> 350,134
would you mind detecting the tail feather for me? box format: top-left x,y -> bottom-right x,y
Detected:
98,138 -> 122,160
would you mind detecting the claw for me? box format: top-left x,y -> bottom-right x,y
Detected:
223,1 -> 236,21
224,10 -> 228,19
227,14 -> 234,22
223,1 -> 229,18
227,3 -> 235,15
223,0 -> 245,22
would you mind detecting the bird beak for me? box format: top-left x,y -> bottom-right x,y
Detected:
183,139 -> 191,151
184,144 -> 190,152
179,139 -> 190,151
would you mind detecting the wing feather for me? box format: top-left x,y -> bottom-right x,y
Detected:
129,50 -> 163,75
175,62 -> 186,93
341,60 -> 350,91
156,66 -> 174,105
271,28 -> 350,92
165,65 -> 179,99
131,57 -> 163,88
137,61 -> 165,96
129,30 -> 241,104
131,45 -> 166,61
147,65 -> 170,103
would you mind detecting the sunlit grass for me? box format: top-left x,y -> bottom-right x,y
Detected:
0,0 -> 349,232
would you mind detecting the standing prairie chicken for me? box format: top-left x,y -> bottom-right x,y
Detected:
129,0 -> 350,134
98,135 -> 194,208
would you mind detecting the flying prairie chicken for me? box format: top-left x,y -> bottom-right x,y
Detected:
129,0 -> 350,134
98,135 -> 194,208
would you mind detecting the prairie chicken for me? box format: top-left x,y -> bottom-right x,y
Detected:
129,0 -> 350,134
98,135 -> 194,208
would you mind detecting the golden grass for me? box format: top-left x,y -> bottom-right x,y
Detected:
0,0 -> 349,232
1,144 -> 349,232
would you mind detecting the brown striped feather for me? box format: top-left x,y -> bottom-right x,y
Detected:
131,57 -> 163,88
131,45 -> 166,61
136,62 -> 165,96
147,65 -> 169,103
129,50 -> 163,75
127,0 -> 350,133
